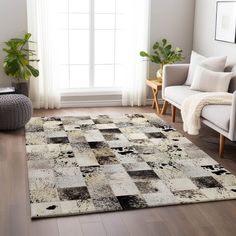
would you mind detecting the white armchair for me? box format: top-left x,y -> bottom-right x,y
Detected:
161,64 -> 236,158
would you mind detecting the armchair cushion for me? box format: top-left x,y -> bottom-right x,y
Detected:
190,66 -> 233,92
165,85 -> 202,107
201,105 -> 231,131
185,51 -> 227,86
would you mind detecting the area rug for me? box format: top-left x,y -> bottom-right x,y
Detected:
25,113 -> 236,218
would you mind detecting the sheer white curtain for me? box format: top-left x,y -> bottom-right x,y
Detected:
27,0 -> 60,109
122,0 -> 150,106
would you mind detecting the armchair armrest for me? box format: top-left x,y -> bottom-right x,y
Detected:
229,91 -> 236,141
162,64 -> 189,99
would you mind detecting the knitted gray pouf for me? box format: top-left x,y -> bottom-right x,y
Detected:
0,94 -> 33,131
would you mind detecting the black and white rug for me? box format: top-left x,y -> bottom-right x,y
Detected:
25,113 -> 236,218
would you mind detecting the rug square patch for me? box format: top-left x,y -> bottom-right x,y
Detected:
165,178 -> 198,192
119,127 -> 141,134
71,143 -> 92,157
107,140 -> 132,149
63,125 -> 81,131
117,195 -> 148,210
127,170 -> 159,181
45,144 -> 75,160
201,164 -> 231,176
28,159 -> 53,170
60,199 -> 95,214
43,121 -> 64,132
88,184 -> 116,199
93,147 -> 116,158
54,167 -> 83,177
96,123 -> 118,130
130,139 -> 155,147
151,139 -> 188,160
26,132 -> 47,145
173,190 -> 209,203
142,192 -> 179,206
214,175 -> 236,187
225,186 -> 236,193
29,177 -> 56,191
56,175 -> 86,188
95,155 -> 119,165
88,141 -> 109,149
138,126 -> 160,134
122,162 -> 152,172
47,131 -> 69,144
112,147 -> 144,163
110,180 -> 140,196
151,162 -> 186,180
200,187 -> 236,200
28,169 -> 54,179
58,186 -> 91,201
30,188 -> 59,203
185,149 -> 210,159
145,132 -> 167,139
80,166 -> 108,187
74,150 -> 99,167
53,157 -> 80,168
67,131 -> 85,143
125,133 -> 148,141
26,117 -> 44,132
93,116 -> 113,124
61,116 -> 91,125
135,180 -> 170,194
176,157 -> 219,168
181,166 -> 210,178
31,202 -> 62,218
102,164 -> 131,181
191,176 -> 223,189
27,151 -> 46,161
42,117 -> 62,122
103,133 -> 128,143
93,196 -> 122,211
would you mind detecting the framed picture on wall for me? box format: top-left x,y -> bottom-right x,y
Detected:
215,1 -> 236,43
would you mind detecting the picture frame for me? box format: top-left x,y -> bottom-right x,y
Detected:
215,1 -> 236,43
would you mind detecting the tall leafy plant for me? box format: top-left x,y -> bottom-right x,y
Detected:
140,39 -> 184,75
3,33 -> 39,82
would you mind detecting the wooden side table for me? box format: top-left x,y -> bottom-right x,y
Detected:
146,78 -> 162,114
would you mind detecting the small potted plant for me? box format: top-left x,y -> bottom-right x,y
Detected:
140,39 -> 184,81
2,33 -> 39,96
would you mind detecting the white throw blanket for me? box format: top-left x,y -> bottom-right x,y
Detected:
181,92 -> 232,135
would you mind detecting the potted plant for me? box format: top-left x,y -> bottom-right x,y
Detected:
2,33 -> 39,96
140,38 -> 184,81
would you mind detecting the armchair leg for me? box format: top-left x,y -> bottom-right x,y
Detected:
219,134 -> 225,158
171,105 -> 176,123
161,101 -> 169,115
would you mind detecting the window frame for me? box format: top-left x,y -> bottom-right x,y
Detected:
58,0 -> 123,92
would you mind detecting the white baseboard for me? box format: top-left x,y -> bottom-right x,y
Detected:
61,98 -> 163,108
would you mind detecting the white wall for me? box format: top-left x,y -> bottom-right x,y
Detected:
193,0 -> 236,64
0,0 -> 27,87
149,0 -> 196,77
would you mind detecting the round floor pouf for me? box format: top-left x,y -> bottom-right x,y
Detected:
0,94 -> 33,131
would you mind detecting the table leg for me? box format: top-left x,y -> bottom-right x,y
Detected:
152,88 -> 161,114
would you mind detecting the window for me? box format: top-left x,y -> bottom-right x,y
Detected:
54,0 -> 126,90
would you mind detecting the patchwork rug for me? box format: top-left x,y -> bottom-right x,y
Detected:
25,113 -> 236,218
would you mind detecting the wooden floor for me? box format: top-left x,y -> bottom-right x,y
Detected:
1,106 -> 236,236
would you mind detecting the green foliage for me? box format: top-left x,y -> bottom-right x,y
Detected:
140,38 -> 185,68
3,33 -> 39,81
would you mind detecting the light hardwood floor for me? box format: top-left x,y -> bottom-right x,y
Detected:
1,106 -> 236,236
